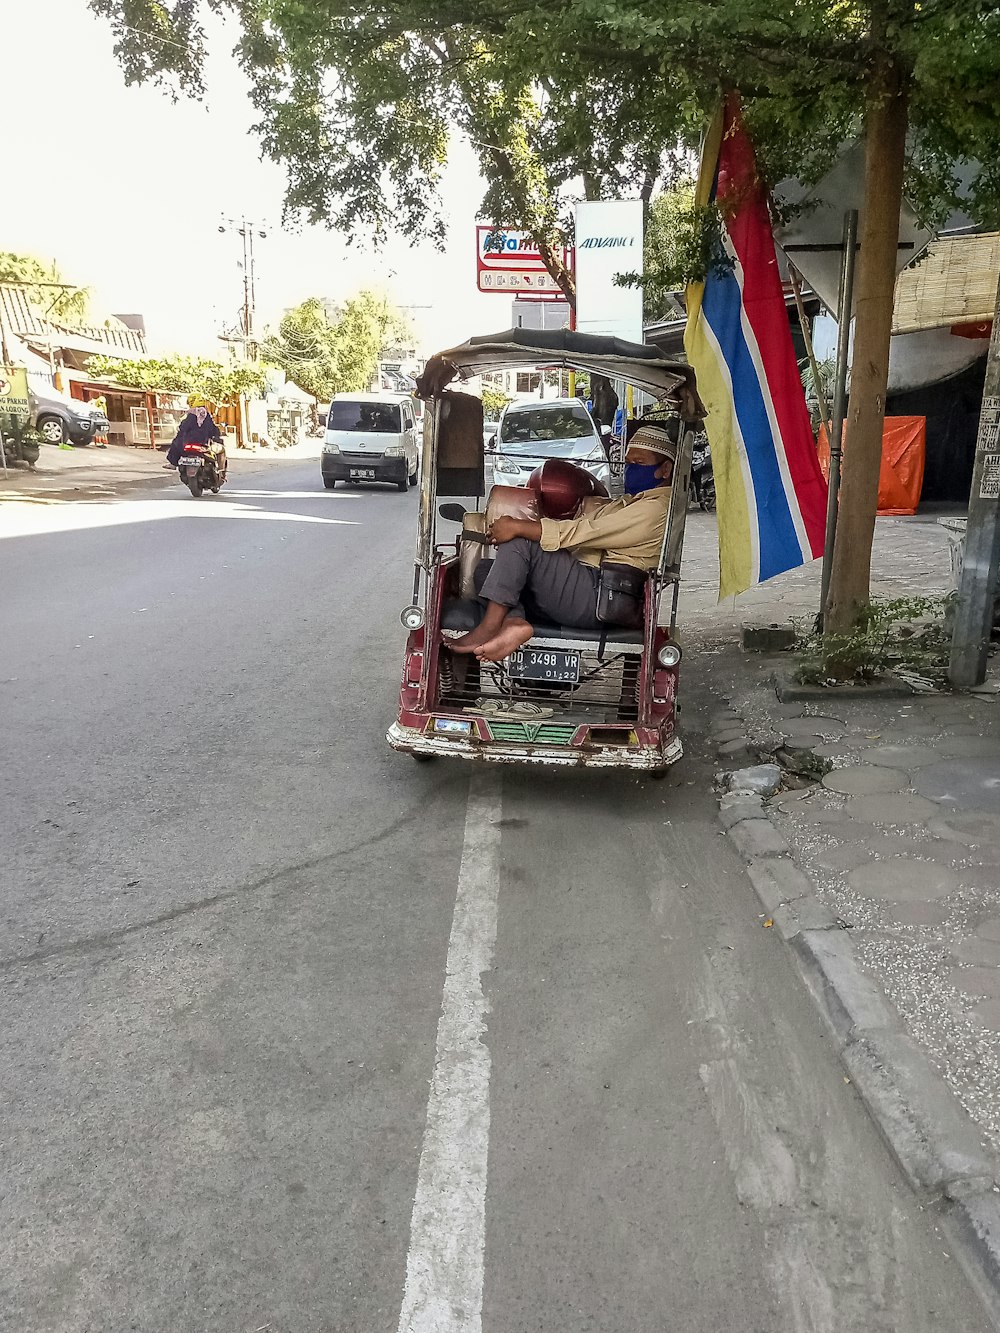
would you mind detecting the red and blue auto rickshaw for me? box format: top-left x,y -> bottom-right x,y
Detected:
387,329 -> 704,774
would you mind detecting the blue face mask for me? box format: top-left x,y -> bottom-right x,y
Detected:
624,462 -> 663,495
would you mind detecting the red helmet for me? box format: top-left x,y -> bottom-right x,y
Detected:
527,458 -> 609,519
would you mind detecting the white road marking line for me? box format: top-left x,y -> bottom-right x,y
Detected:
397,767 -> 503,1333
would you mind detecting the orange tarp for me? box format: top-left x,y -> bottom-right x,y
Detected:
817,415 -> 927,517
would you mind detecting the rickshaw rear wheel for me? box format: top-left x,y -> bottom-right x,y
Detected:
397,478 -> 409,492
411,753 -> 437,763
647,769 -> 670,781
323,477 -> 337,489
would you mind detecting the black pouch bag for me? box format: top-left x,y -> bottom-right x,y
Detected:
596,561 -> 646,628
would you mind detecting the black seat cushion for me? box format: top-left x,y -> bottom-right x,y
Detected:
440,597 -> 644,645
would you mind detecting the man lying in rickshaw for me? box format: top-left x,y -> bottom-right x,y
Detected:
450,424 -> 676,663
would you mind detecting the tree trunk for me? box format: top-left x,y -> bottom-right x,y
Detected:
482,142 -> 577,309
535,233 -> 577,308
582,171 -> 601,202
823,54 -> 908,642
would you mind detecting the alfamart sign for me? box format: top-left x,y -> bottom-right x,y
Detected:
476,225 -> 572,294
574,201 -> 644,342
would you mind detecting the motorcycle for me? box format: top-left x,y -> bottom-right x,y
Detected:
689,436 -> 715,511
178,440 -> 227,498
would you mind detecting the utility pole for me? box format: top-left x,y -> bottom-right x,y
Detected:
948,271 -> 1000,687
219,216 -> 267,361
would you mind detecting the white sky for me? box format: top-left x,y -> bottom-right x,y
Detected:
2,0 -> 500,357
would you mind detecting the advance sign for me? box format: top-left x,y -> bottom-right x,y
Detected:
578,236 -> 638,249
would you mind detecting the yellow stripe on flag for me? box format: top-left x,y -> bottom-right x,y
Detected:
685,102 -> 754,600
684,289 -> 754,598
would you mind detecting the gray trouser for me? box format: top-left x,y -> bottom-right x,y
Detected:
475,538 -> 602,630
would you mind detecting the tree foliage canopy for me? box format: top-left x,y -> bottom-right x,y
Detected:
88,0 -> 711,299
0,251 -> 90,323
261,291 -> 412,401
84,353 -> 269,401
616,181 -> 737,321
90,0 -> 1000,236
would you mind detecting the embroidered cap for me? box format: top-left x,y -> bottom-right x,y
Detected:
625,424 -> 677,460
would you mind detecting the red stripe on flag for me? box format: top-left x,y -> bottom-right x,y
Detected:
716,95 -> 827,557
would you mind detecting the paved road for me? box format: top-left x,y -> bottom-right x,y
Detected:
1,459 -> 994,1332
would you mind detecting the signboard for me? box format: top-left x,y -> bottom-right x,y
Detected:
476,225 -> 571,295
574,200 -> 644,342
0,365 -> 31,432
773,141 -> 934,319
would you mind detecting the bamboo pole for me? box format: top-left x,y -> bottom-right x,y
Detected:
789,265 -> 831,440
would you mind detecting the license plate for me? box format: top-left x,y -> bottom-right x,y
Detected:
350,467 -> 376,480
182,463 -> 201,473
508,648 -> 580,683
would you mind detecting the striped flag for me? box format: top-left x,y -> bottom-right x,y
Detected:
684,96 -> 827,599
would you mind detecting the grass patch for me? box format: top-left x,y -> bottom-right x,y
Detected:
793,595 -> 954,687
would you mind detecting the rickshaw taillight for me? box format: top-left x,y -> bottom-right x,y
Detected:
403,628 -> 425,692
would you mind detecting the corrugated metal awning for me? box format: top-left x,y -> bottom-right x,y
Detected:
893,233 -> 1000,334
0,283 -> 147,356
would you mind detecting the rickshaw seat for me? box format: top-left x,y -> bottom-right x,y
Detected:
440,597 -> 645,646
458,489 -> 541,597
459,512 -> 489,597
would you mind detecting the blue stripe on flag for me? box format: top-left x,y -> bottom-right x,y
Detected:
702,267 -> 802,581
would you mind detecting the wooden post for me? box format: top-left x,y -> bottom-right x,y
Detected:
948,276 -> 1000,687
824,55 -> 908,639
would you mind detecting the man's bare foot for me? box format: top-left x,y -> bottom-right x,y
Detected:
448,604 -> 509,653
448,625 -> 497,654
474,619 -> 534,663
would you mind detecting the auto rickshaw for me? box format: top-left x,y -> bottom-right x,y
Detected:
387,328 -> 704,774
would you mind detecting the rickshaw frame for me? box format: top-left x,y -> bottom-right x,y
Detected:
387,329 -> 704,773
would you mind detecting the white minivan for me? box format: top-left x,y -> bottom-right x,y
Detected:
321,392 -> 419,492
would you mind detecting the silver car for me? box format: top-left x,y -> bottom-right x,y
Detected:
490,399 -> 611,489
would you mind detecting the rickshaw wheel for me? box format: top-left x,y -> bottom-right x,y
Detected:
647,769 -> 669,781
411,753 -> 437,763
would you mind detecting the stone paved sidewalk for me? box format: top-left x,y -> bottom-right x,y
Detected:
680,506 -> 958,639
724,676 -> 1000,1152
681,509 -> 1000,1156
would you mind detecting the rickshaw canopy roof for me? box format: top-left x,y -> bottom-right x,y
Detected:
416,328 -> 705,420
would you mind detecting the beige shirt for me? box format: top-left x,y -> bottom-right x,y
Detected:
538,487 -> 671,570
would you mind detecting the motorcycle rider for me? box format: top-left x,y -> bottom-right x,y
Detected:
164,396 -> 224,469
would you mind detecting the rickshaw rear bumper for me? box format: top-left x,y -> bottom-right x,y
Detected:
386,721 -> 682,771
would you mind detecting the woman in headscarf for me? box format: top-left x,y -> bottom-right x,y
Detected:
164,395 -> 224,468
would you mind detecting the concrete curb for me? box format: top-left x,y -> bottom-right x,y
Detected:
711,700 -> 1000,1320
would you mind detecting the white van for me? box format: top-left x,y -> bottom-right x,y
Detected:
321,392 -> 419,492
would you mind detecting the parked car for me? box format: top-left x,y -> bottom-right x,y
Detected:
321,392 -> 419,492
490,399 -> 611,489
30,387 -> 110,446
